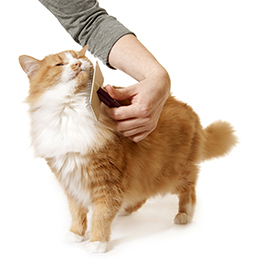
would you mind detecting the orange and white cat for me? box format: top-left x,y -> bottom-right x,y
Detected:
19,46 -> 237,253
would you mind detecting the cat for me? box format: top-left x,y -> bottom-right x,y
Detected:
19,46 -> 237,253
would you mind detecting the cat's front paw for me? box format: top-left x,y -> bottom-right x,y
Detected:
86,241 -> 108,253
65,231 -> 87,243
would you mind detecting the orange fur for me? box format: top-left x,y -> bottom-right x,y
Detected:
19,47 -> 238,252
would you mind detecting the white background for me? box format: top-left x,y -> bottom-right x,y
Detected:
1,0 -> 272,262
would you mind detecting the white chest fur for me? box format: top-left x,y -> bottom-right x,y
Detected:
29,84 -> 100,206
29,81 -> 100,158
50,153 -> 92,207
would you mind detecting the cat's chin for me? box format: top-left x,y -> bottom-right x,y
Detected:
76,70 -> 84,77
75,70 -> 89,84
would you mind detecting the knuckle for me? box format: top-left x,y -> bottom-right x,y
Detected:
141,116 -> 156,131
138,106 -> 150,117
133,133 -> 147,143
122,131 -> 131,137
111,110 -> 121,120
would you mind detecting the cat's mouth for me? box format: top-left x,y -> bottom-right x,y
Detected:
74,69 -> 90,83
76,69 -> 83,76
74,69 -> 86,79
72,63 -> 92,80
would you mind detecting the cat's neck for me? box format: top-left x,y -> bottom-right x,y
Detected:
28,82 -> 113,159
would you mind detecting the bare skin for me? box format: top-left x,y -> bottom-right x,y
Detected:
105,34 -> 171,142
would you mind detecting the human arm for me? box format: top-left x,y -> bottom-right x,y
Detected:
38,0 -> 170,142
38,0 -> 135,66
105,34 -> 170,142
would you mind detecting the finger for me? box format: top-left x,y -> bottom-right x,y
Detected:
105,85 -> 135,101
122,119 -> 156,138
116,117 -> 146,132
130,131 -> 150,143
122,126 -> 148,138
105,104 -> 140,121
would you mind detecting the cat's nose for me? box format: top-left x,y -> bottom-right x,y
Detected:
74,61 -> 82,68
71,61 -> 82,71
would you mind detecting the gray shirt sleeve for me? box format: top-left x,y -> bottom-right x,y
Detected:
38,0 -> 135,68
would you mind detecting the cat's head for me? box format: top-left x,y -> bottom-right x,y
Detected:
19,45 -> 93,104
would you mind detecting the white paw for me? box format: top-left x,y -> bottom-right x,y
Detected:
86,241 -> 108,253
174,213 -> 192,225
65,231 -> 87,243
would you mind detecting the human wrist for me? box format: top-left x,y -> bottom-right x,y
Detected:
147,66 -> 171,95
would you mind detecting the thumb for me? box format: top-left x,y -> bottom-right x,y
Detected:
105,85 -> 135,101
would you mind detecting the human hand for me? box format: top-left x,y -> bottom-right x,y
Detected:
105,70 -> 170,142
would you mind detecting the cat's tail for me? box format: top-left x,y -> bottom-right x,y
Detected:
202,120 -> 238,161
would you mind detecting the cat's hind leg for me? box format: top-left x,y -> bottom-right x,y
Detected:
66,195 -> 89,242
174,166 -> 198,225
174,186 -> 196,224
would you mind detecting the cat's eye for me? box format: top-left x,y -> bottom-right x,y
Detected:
55,63 -> 65,66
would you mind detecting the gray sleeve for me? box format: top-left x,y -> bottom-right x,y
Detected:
38,0 -> 135,68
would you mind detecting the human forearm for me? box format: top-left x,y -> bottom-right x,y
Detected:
108,34 -> 170,83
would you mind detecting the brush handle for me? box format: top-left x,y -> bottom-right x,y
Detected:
97,87 -> 121,108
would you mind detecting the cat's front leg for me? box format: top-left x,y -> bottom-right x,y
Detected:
86,194 -> 123,253
66,194 -> 89,243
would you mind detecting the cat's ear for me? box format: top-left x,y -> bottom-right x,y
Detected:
19,55 -> 41,78
78,45 -> 89,57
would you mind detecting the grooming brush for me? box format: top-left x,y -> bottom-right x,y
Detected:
90,62 -> 120,121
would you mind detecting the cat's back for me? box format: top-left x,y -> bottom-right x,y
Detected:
162,95 -> 199,120
155,95 -> 201,140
